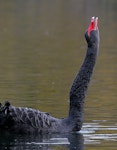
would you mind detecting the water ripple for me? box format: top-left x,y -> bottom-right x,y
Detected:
81,123 -> 117,144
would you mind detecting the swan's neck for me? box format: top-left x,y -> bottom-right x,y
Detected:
68,46 -> 98,130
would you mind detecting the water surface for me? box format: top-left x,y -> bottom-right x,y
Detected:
0,0 -> 117,149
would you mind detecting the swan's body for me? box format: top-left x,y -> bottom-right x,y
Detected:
0,17 -> 100,134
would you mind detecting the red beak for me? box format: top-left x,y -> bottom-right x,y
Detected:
88,17 -> 98,36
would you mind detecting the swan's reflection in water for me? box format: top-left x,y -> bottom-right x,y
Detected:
0,132 -> 84,150
1,123 -> 117,150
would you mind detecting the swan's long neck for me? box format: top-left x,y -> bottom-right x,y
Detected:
68,45 -> 98,130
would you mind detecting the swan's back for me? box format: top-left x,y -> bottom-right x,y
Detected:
0,102 -> 61,134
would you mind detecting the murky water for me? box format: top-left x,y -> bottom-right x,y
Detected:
0,0 -> 117,149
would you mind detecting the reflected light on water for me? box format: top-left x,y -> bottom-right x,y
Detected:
81,123 -> 117,145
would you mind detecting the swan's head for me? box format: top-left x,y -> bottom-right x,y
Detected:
85,17 -> 100,48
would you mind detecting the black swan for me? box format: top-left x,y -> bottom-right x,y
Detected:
0,17 -> 100,134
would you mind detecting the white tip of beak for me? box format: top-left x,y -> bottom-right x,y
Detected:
91,16 -> 95,22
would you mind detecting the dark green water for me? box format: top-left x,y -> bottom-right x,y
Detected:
0,0 -> 117,149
